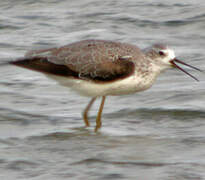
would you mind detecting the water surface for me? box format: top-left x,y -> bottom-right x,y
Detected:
0,0 -> 205,179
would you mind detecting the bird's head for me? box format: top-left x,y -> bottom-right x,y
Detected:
145,43 -> 201,81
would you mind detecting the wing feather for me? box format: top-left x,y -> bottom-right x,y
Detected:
22,40 -> 139,81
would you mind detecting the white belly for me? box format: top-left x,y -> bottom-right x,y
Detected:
46,73 -> 156,97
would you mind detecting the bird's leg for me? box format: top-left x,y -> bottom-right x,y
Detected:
83,97 -> 97,127
95,96 -> 106,132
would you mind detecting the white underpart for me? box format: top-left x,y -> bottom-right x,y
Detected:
161,49 -> 176,65
46,69 -> 159,97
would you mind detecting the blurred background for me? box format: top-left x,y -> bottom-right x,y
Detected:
0,0 -> 205,179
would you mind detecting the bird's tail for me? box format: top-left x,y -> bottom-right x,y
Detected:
1,57 -> 78,77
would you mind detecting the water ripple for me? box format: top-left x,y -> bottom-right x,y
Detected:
71,158 -> 202,168
106,108 -> 205,120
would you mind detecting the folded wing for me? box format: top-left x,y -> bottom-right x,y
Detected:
11,40 -> 137,82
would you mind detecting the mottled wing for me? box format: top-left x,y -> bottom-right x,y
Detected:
21,40 -> 139,81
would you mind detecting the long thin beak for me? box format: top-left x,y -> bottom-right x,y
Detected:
170,58 -> 202,81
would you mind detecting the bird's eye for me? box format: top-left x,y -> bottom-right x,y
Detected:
159,51 -> 165,56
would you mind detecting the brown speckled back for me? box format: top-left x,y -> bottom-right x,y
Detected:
25,40 -> 149,80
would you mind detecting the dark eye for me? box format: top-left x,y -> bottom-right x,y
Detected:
159,51 -> 165,56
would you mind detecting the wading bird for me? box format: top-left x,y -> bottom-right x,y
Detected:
10,39 -> 201,132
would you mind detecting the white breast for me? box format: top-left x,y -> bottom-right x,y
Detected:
46,69 -> 160,97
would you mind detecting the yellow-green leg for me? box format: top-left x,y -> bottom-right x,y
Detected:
83,97 -> 96,127
95,96 -> 106,132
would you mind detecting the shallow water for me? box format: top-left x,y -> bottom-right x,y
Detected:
0,0 -> 205,179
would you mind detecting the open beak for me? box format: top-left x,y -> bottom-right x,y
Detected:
170,58 -> 202,81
